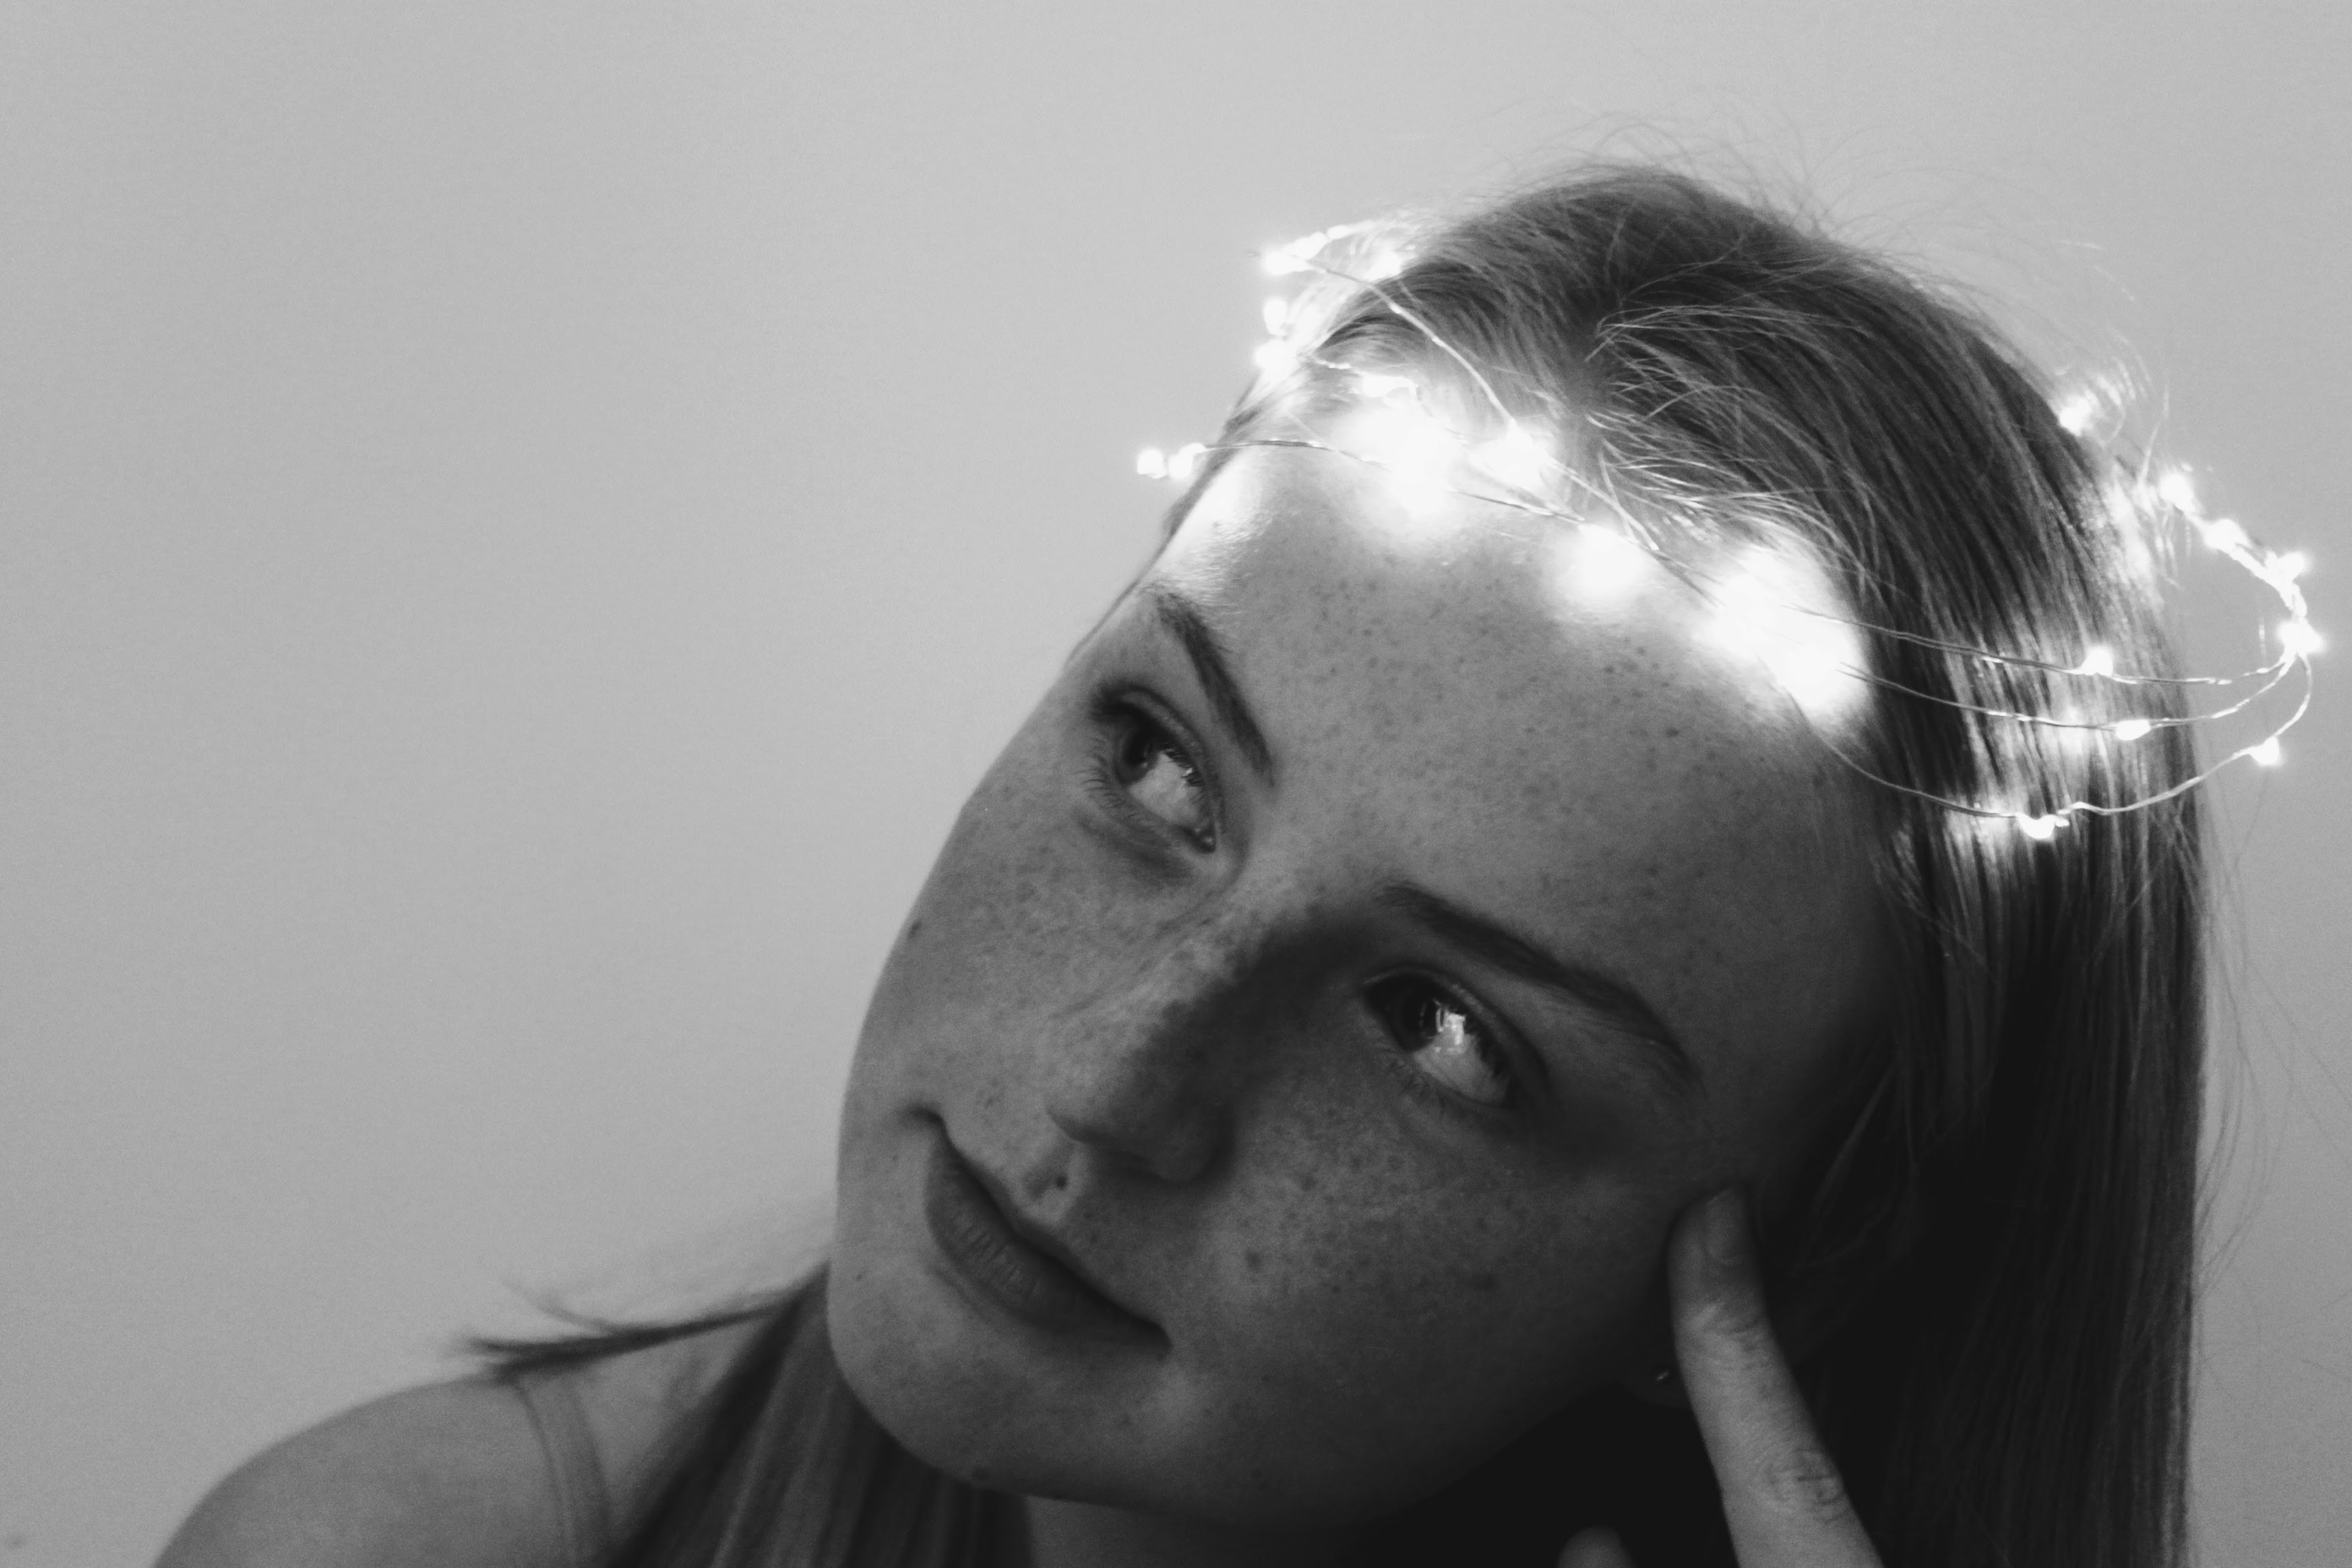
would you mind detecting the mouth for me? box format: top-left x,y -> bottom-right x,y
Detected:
920,1120 -> 1164,1347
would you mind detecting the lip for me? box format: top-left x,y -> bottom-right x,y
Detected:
921,1124 -> 1162,1346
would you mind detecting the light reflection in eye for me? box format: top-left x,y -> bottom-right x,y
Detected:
1109,708 -> 1214,845
1368,975 -> 1512,1107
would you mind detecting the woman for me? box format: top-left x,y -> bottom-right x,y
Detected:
161,165 -> 2221,1568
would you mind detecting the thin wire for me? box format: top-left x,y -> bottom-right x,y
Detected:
1210,438 -> 2305,739
1144,227 -> 2321,834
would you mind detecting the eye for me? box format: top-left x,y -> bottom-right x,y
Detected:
1367,975 -> 1513,1107
1105,704 -> 1215,848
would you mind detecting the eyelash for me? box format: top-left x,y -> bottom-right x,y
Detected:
1083,691 -> 1219,853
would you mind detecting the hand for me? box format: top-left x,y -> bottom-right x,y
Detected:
1556,1190 -> 1882,1568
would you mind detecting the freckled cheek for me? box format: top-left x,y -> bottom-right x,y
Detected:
858,742 -> 1157,1093
1198,1080 -> 1650,1433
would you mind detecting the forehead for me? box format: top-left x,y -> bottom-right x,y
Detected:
1145,450 -> 1880,1086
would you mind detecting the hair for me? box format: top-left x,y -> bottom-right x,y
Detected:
476,165 -> 2206,1568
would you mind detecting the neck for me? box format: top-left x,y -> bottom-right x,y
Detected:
1001,1494 -> 1360,1568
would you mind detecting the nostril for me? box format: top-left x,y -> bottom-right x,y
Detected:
1043,1065 -> 1228,1186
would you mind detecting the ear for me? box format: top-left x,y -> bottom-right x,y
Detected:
1611,1177 -> 1851,1411
1610,1250 -> 1825,1411
1610,1271 -> 1687,1409
1616,1353 -> 1688,1409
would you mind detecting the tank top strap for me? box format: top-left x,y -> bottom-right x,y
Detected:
511,1370 -> 617,1568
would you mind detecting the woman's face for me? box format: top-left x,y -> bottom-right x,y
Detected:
830,449 -> 1883,1528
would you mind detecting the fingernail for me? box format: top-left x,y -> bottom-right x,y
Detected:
1699,1187 -> 1750,1271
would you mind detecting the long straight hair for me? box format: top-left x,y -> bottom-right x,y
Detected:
480,166 -> 2205,1568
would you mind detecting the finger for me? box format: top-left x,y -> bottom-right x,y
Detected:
1556,1526 -> 1637,1568
1667,1189 -> 1880,1568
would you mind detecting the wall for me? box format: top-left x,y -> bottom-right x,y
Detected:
2,3 -> 2344,1562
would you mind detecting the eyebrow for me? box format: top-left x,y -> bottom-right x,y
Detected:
1141,582 -> 1277,783
1376,881 -> 1702,1102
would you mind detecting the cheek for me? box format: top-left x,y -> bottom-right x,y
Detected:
1162,1063 -> 1668,1507
847,731 -> 1108,1101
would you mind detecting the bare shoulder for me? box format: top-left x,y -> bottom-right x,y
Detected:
154,1317 -> 768,1568
152,1378 -> 553,1568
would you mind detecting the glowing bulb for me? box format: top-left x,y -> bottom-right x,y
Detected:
1261,297 -> 1290,336
1362,246 -> 1406,281
1254,338 -> 1300,376
1346,402 -> 1460,501
1554,523 -> 1652,607
2110,717 -> 2153,741
2249,736 -> 2283,766
2200,517 -> 2251,554
2054,390 -> 2100,436
1699,542 -> 1869,729
2157,468 -> 2199,514
1165,442 -> 1207,483
2266,550 -> 2310,584
2279,619 -> 2324,657
1261,222 -> 1371,276
2073,645 -> 2118,678
1352,370 -> 1418,402
2016,813 -> 2066,841
1136,447 -> 1168,479
1475,421 -> 1553,494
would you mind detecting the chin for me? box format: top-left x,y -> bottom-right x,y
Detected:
827,1252 -> 1516,1533
824,1227 -> 1161,1505
825,1095 -> 1620,1533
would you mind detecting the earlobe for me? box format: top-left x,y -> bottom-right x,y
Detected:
1617,1356 -> 1688,1409
1613,1251 -> 1686,1407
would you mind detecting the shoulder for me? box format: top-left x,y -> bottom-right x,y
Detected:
154,1318 -> 768,1568
153,1379 -> 554,1568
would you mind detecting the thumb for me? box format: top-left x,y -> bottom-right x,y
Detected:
1557,1526 -> 1637,1568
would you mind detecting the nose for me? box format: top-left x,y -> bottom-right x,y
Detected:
1041,917 -> 1273,1184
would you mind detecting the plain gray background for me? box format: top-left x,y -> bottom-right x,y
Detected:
3,3 -> 2345,1563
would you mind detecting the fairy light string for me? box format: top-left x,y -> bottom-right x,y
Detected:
1133,223 -> 2320,840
